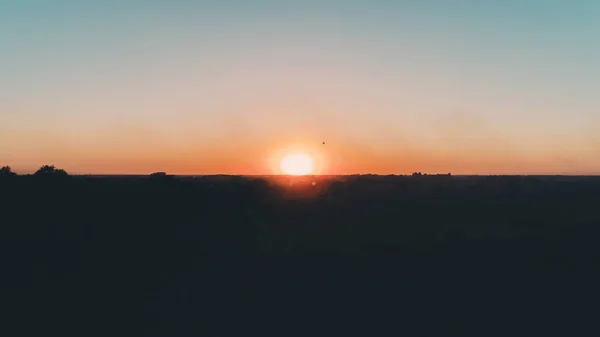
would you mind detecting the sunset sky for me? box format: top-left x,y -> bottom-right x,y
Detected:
2,1 -> 600,175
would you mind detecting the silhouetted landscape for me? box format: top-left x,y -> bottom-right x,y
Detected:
3,166 -> 600,335
5,0 -> 600,335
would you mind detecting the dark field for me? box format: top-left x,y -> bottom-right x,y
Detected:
2,174 -> 600,336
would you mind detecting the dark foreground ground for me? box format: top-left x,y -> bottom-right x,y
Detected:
2,174 -> 600,336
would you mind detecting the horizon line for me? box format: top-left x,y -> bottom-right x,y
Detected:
11,173 -> 600,177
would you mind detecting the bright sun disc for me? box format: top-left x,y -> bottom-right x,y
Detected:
280,153 -> 314,175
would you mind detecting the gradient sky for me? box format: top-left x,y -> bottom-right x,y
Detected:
2,0 -> 600,175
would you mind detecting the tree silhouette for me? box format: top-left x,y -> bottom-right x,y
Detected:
149,172 -> 175,183
0,166 -> 17,177
34,165 -> 68,177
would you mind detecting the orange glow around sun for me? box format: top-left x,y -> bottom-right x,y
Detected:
279,153 -> 314,175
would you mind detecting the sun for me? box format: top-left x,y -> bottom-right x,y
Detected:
280,153 -> 314,175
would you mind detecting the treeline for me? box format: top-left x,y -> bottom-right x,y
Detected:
1,165 -> 67,177
1,165 -> 452,178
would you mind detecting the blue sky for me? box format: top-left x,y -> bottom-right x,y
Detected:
1,1 -> 600,174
